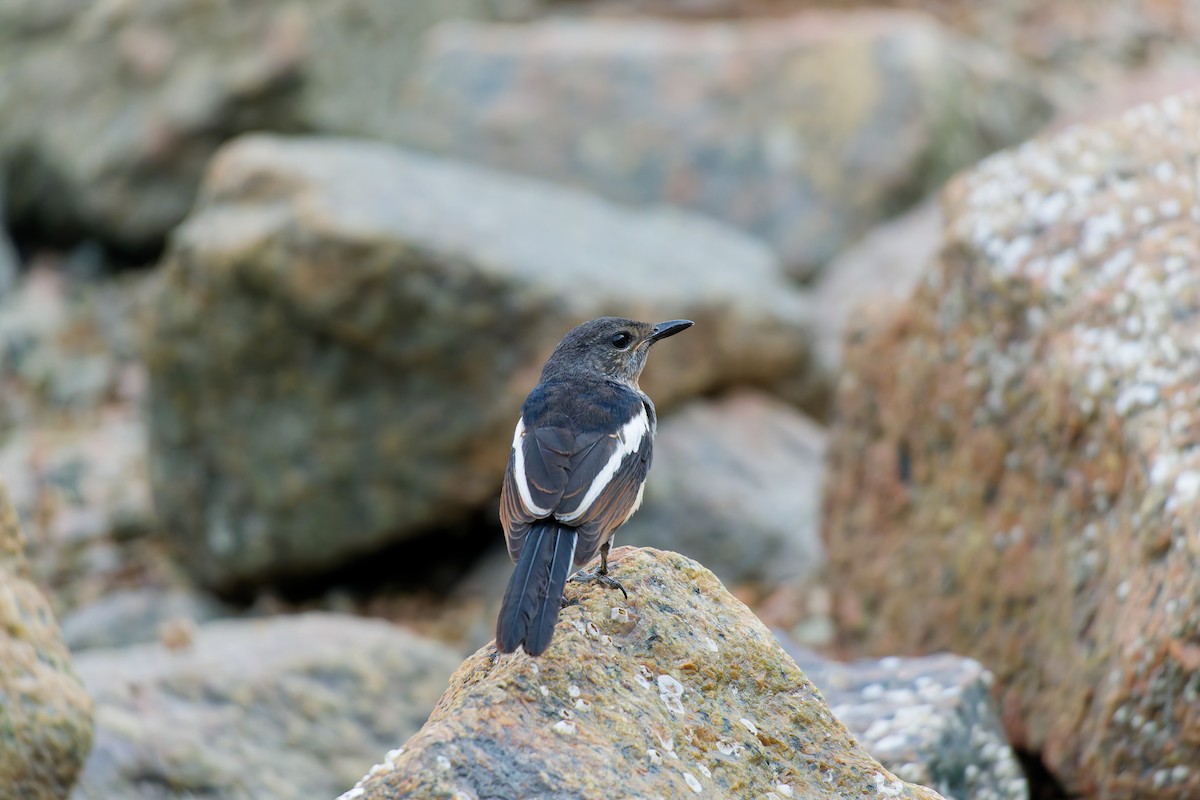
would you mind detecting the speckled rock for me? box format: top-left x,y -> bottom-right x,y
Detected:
396,12 -> 1049,279
71,613 -> 460,800
824,92 -> 1200,798
618,392 -> 826,590
0,0 -> 516,248
146,134 -> 816,590
0,262 -> 161,612
812,198 -> 941,371
339,547 -> 944,800
779,639 -> 1027,800
0,484 -> 94,799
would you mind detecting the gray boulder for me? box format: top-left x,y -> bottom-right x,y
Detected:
146,134 -> 817,590
395,11 -> 1051,279
60,587 -> 229,652
71,613 -> 460,800
0,0 -> 514,249
812,198 -> 941,371
780,639 -> 1028,800
618,391 -> 826,590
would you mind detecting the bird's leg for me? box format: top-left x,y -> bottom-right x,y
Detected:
569,542 -> 629,600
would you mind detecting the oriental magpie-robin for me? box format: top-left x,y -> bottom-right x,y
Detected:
495,316 -> 693,656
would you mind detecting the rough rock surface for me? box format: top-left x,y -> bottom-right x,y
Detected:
0,485 -> 94,800
0,262 -> 161,612
813,198 -> 941,371
0,0 -> 512,248
618,392 -> 826,589
779,639 -> 1027,800
146,134 -> 816,590
397,11 -> 1050,279
71,613 -> 460,800
339,547 -> 943,800
824,92 -> 1200,798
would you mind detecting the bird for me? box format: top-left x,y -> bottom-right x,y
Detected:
495,316 -> 693,656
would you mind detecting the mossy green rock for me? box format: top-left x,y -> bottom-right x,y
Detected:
341,548 -> 943,800
0,486 -> 94,800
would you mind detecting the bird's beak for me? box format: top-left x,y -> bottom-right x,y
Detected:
647,319 -> 694,344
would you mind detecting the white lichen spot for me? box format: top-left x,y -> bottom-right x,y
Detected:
874,772 -> 905,797
658,675 -> 686,714
683,771 -> 703,794
739,718 -> 759,735
553,720 -> 576,735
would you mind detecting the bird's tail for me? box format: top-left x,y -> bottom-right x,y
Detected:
496,522 -> 577,656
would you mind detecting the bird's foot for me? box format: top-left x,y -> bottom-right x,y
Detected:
569,568 -> 629,600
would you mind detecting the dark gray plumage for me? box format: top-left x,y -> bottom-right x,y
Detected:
495,316 -> 692,656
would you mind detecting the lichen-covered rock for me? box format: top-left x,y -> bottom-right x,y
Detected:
0,485 -> 94,799
780,639 -> 1027,800
340,547 -> 943,800
396,11 -> 1050,279
0,0 -> 513,248
824,92 -> 1200,798
146,134 -> 816,590
618,392 -> 826,590
71,613 -> 460,800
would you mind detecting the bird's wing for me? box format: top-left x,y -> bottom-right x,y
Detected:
500,418 -> 575,563
553,401 -> 653,566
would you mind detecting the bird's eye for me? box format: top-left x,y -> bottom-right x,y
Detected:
610,331 -> 633,349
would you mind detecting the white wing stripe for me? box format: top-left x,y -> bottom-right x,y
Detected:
556,408 -> 649,524
512,417 -> 551,517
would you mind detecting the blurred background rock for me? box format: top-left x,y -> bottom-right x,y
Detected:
1,1 -> 1198,799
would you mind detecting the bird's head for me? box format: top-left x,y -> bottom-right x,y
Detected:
540,316 -> 693,386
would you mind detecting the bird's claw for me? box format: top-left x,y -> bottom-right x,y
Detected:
569,568 -> 629,600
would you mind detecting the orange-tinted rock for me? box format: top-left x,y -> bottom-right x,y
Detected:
340,548 -> 944,800
824,92 -> 1200,798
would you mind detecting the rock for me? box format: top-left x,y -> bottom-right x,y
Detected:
0,0 -> 514,249
778,638 -> 1027,800
339,547 -> 944,800
0,188 -> 16,297
0,485 -> 94,800
824,92 -> 1200,798
71,613 -> 460,800
0,261 -> 160,612
60,587 -> 229,652
617,392 -> 826,590
146,134 -> 817,590
396,11 -> 1050,280
812,198 -> 941,371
